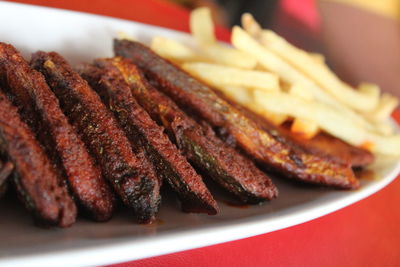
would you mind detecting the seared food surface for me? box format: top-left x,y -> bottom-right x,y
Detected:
114,39 -> 359,190
0,89 -> 76,227
31,51 -> 161,223
1,7 -> 395,227
0,43 -> 115,221
100,57 -> 278,203
79,60 -> 218,214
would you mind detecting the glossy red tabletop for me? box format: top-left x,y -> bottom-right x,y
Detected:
5,0 -> 400,266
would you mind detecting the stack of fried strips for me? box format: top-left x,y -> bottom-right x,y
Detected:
0,40 -> 366,227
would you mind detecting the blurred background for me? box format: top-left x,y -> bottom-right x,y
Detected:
167,0 -> 400,97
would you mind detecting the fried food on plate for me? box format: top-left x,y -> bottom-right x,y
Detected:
0,89 -> 76,227
181,62 -> 279,92
151,36 -> 204,63
0,43 -> 115,221
80,60 -> 219,214
242,13 -> 379,112
108,57 -> 278,203
149,7 -> 399,157
114,39 -> 359,189
31,51 -> 161,223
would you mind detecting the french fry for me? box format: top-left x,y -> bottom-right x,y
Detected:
219,86 -> 254,106
288,83 -> 314,101
204,84 -> 288,125
117,31 -> 137,41
309,53 -> 325,64
358,82 -> 380,99
150,36 -> 204,62
368,134 -> 400,156
243,14 -> 397,133
260,29 -> 379,112
190,9 -> 256,69
242,13 -> 379,112
291,118 -> 319,139
232,26 -> 330,103
365,93 -> 399,121
374,121 -> 394,136
253,90 -> 400,155
254,91 -> 317,123
202,45 -> 257,69
232,26 -> 383,134
241,13 -> 262,37
190,7 -> 216,47
182,62 -> 279,91
261,110 -> 288,125
161,7 -> 400,156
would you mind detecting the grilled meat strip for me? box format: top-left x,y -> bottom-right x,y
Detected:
102,57 -> 278,203
31,51 -> 161,223
0,43 -> 114,221
0,89 -> 76,227
79,60 -> 218,214
279,124 -> 374,168
290,132 -> 374,168
114,40 -> 359,189
0,161 -> 13,197
226,99 -> 374,168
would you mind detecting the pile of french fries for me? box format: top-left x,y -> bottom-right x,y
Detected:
149,7 -> 400,156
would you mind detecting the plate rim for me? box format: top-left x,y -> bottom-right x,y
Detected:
0,1 -> 399,266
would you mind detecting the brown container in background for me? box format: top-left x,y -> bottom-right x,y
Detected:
318,0 -> 400,97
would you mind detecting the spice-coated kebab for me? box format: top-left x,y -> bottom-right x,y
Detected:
79,60 -> 218,214
278,125 -> 374,168
82,57 -> 278,204
0,43 -> 115,221
31,51 -> 161,223
225,99 -> 374,168
114,39 -> 359,189
0,38 -> 370,228
0,89 -> 76,227
107,57 -> 277,202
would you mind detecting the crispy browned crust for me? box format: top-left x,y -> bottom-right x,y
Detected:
309,134 -> 374,168
0,43 -> 115,221
114,40 -> 359,190
221,96 -> 374,168
278,123 -> 374,168
30,51 -> 160,223
104,57 -> 278,203
80,61 -> 218,214
0,89 -> 76,227
79,60 -> 219,214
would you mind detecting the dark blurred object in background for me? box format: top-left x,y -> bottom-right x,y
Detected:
167,0 -> 322,55
215,0 -> 279,28
168,0 -> 279,28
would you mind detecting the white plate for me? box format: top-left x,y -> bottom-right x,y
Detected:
0,2 -> 399,267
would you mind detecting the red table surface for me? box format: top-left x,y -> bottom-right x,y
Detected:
5,0 -> 400,266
